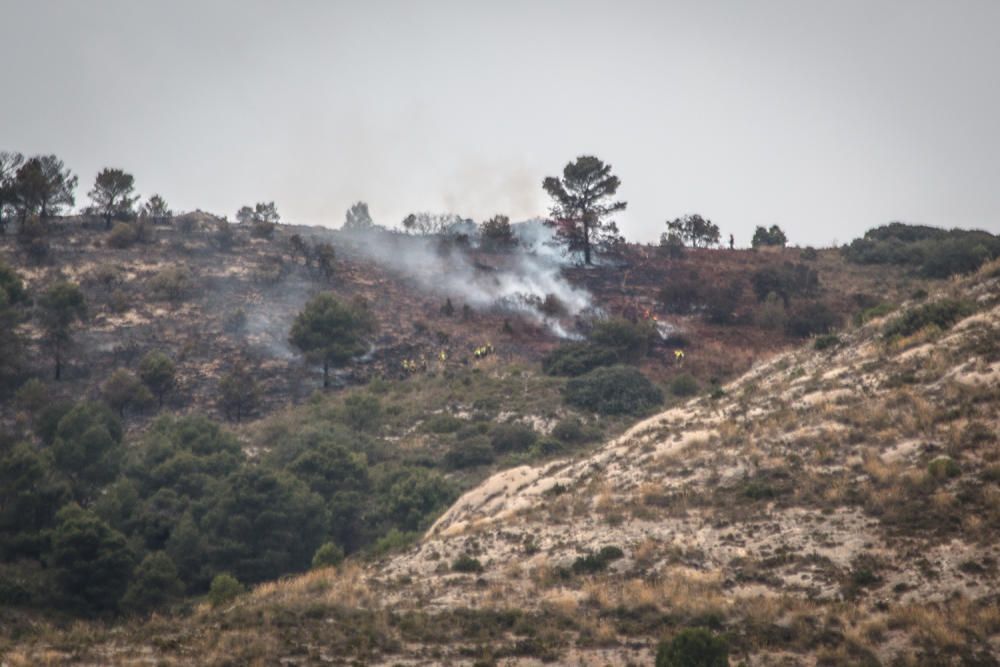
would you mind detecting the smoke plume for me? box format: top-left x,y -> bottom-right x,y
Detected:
337,221 -> 592,338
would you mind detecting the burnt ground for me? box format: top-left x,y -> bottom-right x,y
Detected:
0,214 -> 924,432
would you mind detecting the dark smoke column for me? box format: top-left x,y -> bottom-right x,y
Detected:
543,155 -> 627,265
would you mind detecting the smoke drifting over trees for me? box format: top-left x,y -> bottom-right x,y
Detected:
340,222 -> 594,338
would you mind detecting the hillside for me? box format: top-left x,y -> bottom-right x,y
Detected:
4,256 -> 999,665
0,214 -> 923,428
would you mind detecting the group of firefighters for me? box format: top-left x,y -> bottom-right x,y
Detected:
399,338 -> 682,376
399,344 -> 495,373
400,350 -> 450,373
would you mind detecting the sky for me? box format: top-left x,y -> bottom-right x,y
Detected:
2,0 -> 998,246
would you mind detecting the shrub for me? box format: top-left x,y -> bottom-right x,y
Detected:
490,423 -> 538,453
251,219 -> 276,239
656,627 -> 729,667
452,554 -> 484,573
571,545 -> 624,575
444,436 -> 495,469
107,222 -> 138,248
702,282 -> 743,325
564,366 -> 663,416
927,456 -> 960,481
422,413 -> 465,434
751,224 -> 787,248
785,301 -> 839,338
138,351 -> 176,407
50,504 -> 134,613
175,214 -> 199,234
102,368 -> 154,418
588,317 -> 657,363
150,266 -> 194,302
218,361 -> 260,422
343,394 -> 381,431
213,219 -> 234,250
532,436 -> 567,456
751,262 -> 818,305
669,374 -> 699,397
883,299 -> 975,339
252,255 -> 286,285
814,334 -> 841,351
754,292 -> 786,331
658,273 -> 702,314
207,573 -> 243,607
371,528 -> 418,555
658,231 -> 685,259
541,342 -> 618,377
311,542 -> 345,569
920,238 -> 993,277
121,551 -> 184,615
14,378 -> 47,416
855,303 -> 895,325
551,417 -> 597,445
843,223 -> 1000,277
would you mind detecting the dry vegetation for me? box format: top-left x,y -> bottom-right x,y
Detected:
4,252 -> 998,664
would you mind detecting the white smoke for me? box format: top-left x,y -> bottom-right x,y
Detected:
335,223 -> 591,338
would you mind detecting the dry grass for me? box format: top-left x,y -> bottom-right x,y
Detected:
246,563 -> 373,610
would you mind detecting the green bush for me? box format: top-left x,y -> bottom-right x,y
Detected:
751,224 -> 787,248
785,301 -> 839,338
927,456 -> 960,481
531,437 -> 567,456
150,266 -> 194,302
312,542 -> 345,569
343,393 -> 381,431
814,334 -> 841,351
702,282 -> 743,325
883,299 -> 975,339
452,554 -> 484,573
588,317 -> 657,363
551,417 -> 598,445
541,342 -> 618,377
656,627 -> 729,667
855,302 -> 895,325
422,413 -> 465,434
920,237 -> 993,277
138,351 -> 176,407
490,422 -> 538,453
371,528 -> 418,555
669,374 -> 699,397
571,545 -> 624,575
207,573 -> 243,607
121,551 -> 184,614
50,504 -> 134,613
564,366 -> 663,416
843,223 -> 1000,277
444,436 -> 495,469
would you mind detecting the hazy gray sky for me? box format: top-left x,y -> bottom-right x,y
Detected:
2,0 -> 998,245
